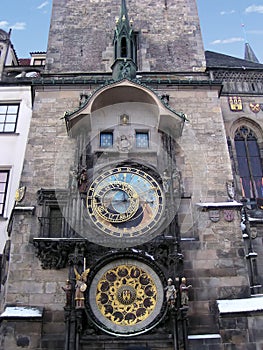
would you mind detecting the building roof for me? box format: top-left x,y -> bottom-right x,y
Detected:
18,58 -> 31,66
244,42 -> 259,63
30,51 -> 46,55
205,50 -> 263,70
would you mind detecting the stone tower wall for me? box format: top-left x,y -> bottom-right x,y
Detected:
45,0 -> 206,73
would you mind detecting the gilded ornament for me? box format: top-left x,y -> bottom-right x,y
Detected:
95,264 -> 157,326
228,96 -> 243,111
15,186 -> 26,202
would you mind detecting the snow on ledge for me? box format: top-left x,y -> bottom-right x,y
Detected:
188,334 -> 221,340
217,296 -> 263,314
14,206 -> 35,212
196,201 -> 242,209
0,306 -> 43,318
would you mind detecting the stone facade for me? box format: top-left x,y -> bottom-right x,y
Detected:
1,0 -> 263,350
46,0 -> 206,73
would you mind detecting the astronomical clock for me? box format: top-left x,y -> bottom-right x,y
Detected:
53,74 -> 185,343
55,14 -> 185,340
85,166 -> 165,248
36,71 -> 185,345
80,162 -> 173,336
61,84 -> 184,340
76,158 -> 175,336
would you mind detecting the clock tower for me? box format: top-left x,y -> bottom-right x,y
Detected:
0,0 -> 252,349
46,0 -> 206,73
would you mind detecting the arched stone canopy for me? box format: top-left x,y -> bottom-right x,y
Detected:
65,79 -> 185,138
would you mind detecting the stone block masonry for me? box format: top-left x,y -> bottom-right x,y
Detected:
46,0 -> 206,73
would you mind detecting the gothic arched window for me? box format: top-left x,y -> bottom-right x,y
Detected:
234,126 -> 263,199
114,41 -> 118,60
121,37 -> 127,57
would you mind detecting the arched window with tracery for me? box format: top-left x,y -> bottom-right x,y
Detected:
121,37 -> 127,57
234,125 -> 263,199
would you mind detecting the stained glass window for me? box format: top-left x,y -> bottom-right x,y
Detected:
235,126 -> 263,199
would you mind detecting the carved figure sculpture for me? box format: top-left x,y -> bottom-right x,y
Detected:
77,169 -> 88,195
74,267 -> 90,308
164,278 -> 177,307
180,277 -> 192,307
62,279 -> 72,307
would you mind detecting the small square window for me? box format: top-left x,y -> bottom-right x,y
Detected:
32,58 -> 46,66
136,132 -> 149,148
0,104 -> 19,133
100,132 -> 113,148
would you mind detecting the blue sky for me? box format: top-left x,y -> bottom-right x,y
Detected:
1,0 -> 263,63
197,1 -> 263,62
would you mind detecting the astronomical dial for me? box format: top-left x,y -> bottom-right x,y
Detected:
87,167 -> 164,239
88,259 -> 164,336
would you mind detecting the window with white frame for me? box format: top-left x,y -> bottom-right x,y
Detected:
32,58 -> 46,66
0,104 -> 19,132
0,170 -> 9,216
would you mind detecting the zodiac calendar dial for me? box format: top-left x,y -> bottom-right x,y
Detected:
88,259 -> 164,336
86,167 -> 165,241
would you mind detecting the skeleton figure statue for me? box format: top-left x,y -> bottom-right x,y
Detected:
180,277 -> 192,307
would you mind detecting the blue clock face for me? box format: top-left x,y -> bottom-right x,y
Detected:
87,167 -> 164,239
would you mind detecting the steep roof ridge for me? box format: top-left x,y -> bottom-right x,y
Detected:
244,42 -> 259,63
205,50 -> 263,69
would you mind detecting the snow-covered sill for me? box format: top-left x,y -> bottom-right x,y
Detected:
196,201 -> 242,209
249,217 -> 263,222
14,206 -> 35,213
0,306 -> 43,319
188,334 -> 221,340
181,238 -> 197,241
217,296 -> 263,314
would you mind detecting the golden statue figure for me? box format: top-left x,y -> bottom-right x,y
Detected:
74,267 -> 90,309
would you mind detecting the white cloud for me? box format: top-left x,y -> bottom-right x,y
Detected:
37,1 -> 49,10
0,20 -> 26,31
11,22 -> 26,30
0,21 -> 9,28
245,5 -> 263,14
247,29 -> 263,35
210,37 -> 244,45
220,10 -> 235,15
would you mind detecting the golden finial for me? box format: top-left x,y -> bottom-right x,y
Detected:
120,114 -> 129,125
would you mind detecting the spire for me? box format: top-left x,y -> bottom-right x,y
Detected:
111,0 -> 137,80
120,0 -> 128,23
115,0 -> 133,49
244,42 -> 259,63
